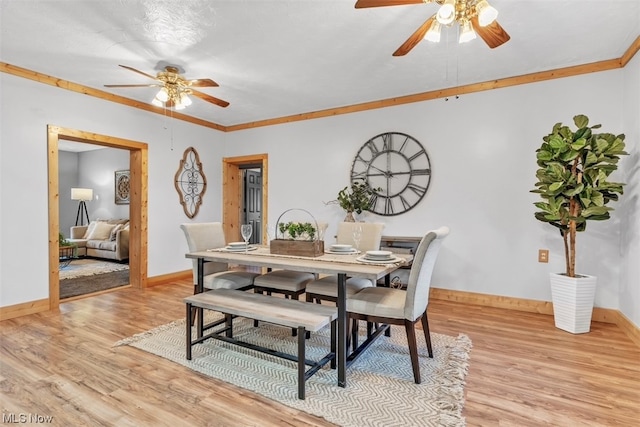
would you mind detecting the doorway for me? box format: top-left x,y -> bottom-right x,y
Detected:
242,168 -> 262,244
47,125 -> 148,309
222,154 -> 268,245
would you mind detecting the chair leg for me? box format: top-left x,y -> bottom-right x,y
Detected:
421,312 -> 433,358
351,319 -> 359,353
404,320 -> 421,384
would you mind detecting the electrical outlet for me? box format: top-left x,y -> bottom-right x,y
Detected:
538,249 -> 549,263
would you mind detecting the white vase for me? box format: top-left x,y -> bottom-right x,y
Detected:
549,272 -> 597,334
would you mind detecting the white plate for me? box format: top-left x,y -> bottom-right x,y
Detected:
228,241 -> 248,247
365,250 -> 393,257
224,245 -> 258,252
324,249 -> 361,255
331,244 -> 353,252
356,255 -> 403,264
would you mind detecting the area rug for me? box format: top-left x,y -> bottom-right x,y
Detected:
60,270 -> 130,299
115,315 -> 472,426
60,258 -> 129,280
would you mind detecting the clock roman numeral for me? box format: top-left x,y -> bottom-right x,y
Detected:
382,133 -> 392,152
385,198 -> 394,215
399,195 -> 411,211
398,135 -> 410,153
411,168 -> 431,176
352,170 -> 367,180
408,149 -> 426,162
367,141 -> 379,156
408,183 -> 427,197
368,193 -> 378,210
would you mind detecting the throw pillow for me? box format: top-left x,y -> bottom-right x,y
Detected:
110,224 -> 123,241
86,222 -> 115,241
82,221 -> 98,239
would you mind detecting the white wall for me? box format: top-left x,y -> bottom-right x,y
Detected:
225,69 -> 633,315
620,53 -> 640,326
59,151 -> 80,237
1,66 -> 637,327
0,72 -> 225,306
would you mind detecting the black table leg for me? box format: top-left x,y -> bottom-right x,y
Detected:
337,272 -> 346,387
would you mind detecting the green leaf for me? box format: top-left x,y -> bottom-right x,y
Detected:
591,191 -> 604,207
536,150 -> 552,161
581,206 -> 611,217
573,114 -> 589,129
549,182 -> 564,192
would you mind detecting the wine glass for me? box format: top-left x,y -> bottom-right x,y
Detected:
352,223 -> 363,252
241,224 -> 253,253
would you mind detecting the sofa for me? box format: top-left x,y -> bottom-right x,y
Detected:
69,219 -> 130,261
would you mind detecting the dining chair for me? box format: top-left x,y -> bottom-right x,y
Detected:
305,222 -> 385,304
346,226 -> 449,384
180,222 -> 259,294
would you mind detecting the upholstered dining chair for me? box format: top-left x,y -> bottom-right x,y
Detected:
180,222 -> 259,294
305,222 -> 385,304
346,226 -> 449,384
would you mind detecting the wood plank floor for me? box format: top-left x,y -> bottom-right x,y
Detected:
1,280 -> 638,426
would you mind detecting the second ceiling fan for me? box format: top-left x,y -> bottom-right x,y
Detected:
105,64 -> 229,110
355,0 -> 510,56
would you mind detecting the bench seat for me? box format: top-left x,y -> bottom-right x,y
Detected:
185,289 -> 337,399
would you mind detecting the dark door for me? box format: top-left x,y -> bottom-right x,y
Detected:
244,169 -> 262,244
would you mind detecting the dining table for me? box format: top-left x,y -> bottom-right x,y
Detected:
185,245 -> 412,388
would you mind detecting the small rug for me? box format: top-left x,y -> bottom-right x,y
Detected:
60,258 -> 128,280
115,315 -> 472,426
60,270 -> 130,299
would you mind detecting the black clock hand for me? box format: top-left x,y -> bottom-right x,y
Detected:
369,165 -> 394,177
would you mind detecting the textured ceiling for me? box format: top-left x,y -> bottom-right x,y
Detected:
1,0 -> 639,128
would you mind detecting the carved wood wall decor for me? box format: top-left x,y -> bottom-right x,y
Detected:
174,147 -> 207,218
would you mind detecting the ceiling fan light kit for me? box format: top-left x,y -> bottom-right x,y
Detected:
432,0 -> 498,44
357,0 -> 509,55
105,64 -> 229,110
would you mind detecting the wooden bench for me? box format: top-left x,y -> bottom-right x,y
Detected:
184,289 -> 338,399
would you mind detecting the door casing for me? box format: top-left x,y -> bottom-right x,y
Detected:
47,125 -> 148,308
222,154 -> 268,244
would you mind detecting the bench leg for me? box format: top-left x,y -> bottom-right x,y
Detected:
186,302 -> 193,360
298,326 -> 306,400
225,313 -> 233,338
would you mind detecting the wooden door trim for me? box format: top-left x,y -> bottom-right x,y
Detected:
47,125 -> 148,309
222,154 -> 268,244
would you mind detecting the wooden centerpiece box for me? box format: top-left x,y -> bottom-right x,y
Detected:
270,239 -> 324,257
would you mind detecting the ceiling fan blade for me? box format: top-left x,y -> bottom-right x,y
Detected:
471,16 -> 510,49
355,0 -> 427,8
191,89 -> 230,108
393,16 -> 434,56
104,84 -> 160,88
118,64 -> 159,81
186,78 -> 219,88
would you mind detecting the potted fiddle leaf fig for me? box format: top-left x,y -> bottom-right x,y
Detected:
531,114 -> 628,333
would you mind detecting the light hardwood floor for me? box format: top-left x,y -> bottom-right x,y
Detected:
1,280 -> 638,426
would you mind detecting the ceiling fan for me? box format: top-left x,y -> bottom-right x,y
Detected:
104,64 -> 229,109
355,0 -> 510,56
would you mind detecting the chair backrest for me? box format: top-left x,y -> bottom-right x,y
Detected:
404,226 -> 449,321
336,222 -> 385,252
180,222 -> 229,283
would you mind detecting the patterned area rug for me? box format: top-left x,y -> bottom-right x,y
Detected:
115,315 -> 471,426
60,258 -> 128,280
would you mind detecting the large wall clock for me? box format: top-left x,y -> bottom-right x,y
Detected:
350,132 -> 431,216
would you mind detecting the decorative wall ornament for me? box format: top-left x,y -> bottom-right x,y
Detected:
174,147 -> 207,218
114,170 -> 130,205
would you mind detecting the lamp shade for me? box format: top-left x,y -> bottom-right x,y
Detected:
71,188 -> 93,201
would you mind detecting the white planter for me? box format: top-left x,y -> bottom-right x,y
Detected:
549,273 -> 597,334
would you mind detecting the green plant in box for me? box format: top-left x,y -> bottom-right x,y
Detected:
278,222 -> 316,240
531,114 -> 628,277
